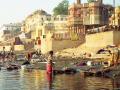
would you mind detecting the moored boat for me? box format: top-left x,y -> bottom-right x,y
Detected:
21,64 -> 34,70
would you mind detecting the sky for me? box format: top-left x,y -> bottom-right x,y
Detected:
0,0 -> 119,26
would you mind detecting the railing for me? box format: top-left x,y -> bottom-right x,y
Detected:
53,33 -> 70,40
86,26 -> 120,34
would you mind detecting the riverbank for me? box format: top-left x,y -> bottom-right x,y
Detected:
54,43 -> 112,62
55,44 -> 102,57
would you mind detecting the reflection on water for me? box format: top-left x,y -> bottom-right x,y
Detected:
0,69 -> 120,90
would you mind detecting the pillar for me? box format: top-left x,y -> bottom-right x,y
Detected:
76,0 -> 81,4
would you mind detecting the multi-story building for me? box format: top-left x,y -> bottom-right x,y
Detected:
0,23 -> 21,41
43,15 -> 69,40
22,10 -> 51,39
22,10 -> 69,52
110,6 -> 120,26
22,10 -> 69,40
68,0 -> 112,35
22,10 -> 73,53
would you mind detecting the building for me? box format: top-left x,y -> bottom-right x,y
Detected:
43,15 -> 69,40
0,30 -> 11,41
22,9 -> 71,53
40,16 -> 82,54
22,10 -> 69,41
68,0 -> 112,36
22,10 -> 68,40
110,6 -> 120,26
22,10 -> 51,40
0,23 -> 21,41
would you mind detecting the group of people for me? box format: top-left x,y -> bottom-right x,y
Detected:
0,51 -> 15,62
25,50 -> 54,72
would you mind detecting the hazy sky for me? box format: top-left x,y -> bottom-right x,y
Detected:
0,0 -> 119,26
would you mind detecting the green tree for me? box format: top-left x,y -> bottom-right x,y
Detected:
118,6 -> 120,9
53,0 -> 69,15
87,0 -> 95,3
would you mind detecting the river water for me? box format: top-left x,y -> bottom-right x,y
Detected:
0,69 -> 120,90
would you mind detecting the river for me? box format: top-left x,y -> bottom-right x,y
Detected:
0,69 -> 120,90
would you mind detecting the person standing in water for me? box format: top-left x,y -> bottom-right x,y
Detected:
2,46 -> 5,64
46,51 -> 54,90
46,51 -> 54,73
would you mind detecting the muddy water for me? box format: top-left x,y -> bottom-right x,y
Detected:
0,69 -> 119,90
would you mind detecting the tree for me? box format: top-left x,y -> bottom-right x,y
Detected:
87,0 -> 95,3
53,0 -> 69,15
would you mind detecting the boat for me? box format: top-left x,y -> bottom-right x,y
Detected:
38,62 -> 56,64
72,59 -> 112,77
62,67 -> 77,74
53,68 -> 77,75
6,64 -> 20,71
53,69 -> 64,75
21,64 -> 34,70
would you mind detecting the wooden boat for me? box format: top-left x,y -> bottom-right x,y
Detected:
53,68 -> 77,75
6,64 -> 20,71
21,64 -> 34,70
38,62 -> 56,64
53,69 -> 64,75
63,68 -> 77,74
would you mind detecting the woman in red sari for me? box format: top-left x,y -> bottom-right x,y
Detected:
46,51 -> 53,73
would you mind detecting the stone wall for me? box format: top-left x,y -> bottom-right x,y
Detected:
41,33 -> 52,54
52,40 -> 81,52
34,45 -> 41,50
0,45 -> 25,52
113,31 -> 120,45
0,46 -> 11,51
14,45 -> 25,51
41,33 -> 83,54
86,31 -> 120,48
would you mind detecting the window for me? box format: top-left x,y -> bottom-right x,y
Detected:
61,18 -> 63,21
41,18 -> 43,20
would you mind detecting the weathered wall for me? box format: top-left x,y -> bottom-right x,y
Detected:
86,31 -> 120,48
34,45 -> 41,50
113,31 -> 120,45
0,46 -> 11,51
41,33 -> 52,54
41,33 -> 82,54
14,45 -> 25,51
52,40 -> 81,52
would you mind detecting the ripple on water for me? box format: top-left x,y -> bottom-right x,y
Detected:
0,69 -> 119,90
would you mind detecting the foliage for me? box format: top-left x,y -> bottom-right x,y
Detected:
70,32 -> 79,41
116,6 -> 120,15
14,28 -> 20,32
87,0 -> 95,3
53,0 -> 69,15
117,6 -> 120,9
